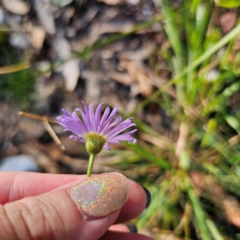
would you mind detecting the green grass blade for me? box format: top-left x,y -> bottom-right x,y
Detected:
206,219 -> 224,240
136,23 -> 240,111
160,0 -> 185,103
187,187 -> 211,240
125,143 -> 171,170
160,0 -> 184,62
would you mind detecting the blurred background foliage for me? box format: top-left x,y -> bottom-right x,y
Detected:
1,0 -> 240,239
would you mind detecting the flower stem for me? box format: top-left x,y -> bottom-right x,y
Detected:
87,154 -> 95,177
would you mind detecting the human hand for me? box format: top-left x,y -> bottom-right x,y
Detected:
0,171 -> 152,240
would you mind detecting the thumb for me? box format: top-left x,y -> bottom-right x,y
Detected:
0,173 -> 129,240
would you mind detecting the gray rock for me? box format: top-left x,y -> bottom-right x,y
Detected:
0,155 -> 40,172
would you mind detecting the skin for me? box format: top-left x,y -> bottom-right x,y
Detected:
0,172 -> 153,240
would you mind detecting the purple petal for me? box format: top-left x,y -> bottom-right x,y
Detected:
100,105 -> 118,133
61,109 -> 71,117
88,103 -> 96,131
75,108 -> 91,132
106,119 -> 135,138
110,134 -> 137,142
103,116 -> 122,135
99,107 -> 110,131
63,119 -> 84,135
56,116 -> 64,121
72,112 -> 88,133
109,129 -> 137,139
107,123 -> 136,139
107,139 -> 120,144
95,103 -> 103,131
55,121 -> 67,127
108,129 -> 137,143
82,101 -> 92,130
103,143 -> 111,151
56,103 -> 137,152
69,135 -> 85,142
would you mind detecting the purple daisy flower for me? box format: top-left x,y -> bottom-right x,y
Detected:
56,102 -> 137,154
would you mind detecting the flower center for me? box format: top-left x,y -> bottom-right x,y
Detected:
84,132 -> 107,154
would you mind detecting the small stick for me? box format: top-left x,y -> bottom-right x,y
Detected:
18,111 -> 56,124
42,118 -> 65,151
18,111 -> 65,151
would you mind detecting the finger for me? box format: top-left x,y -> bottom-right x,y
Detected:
55,176 -> 149,224
109,224 -> 131,232
0,171 -> 150,224
109,223 -> 138,233
0,171 -> 83,203
0,173 -> 129,240
114,180 -> 149,223
100,231 -> 153,240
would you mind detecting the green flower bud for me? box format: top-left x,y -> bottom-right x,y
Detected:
84,132 -> 107,154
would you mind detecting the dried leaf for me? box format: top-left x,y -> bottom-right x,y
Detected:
219,12 -> 237,33
175,122 -> 189,157
89,20 -> 134,44
157,231 -> 182,240
191,172 -> 240,228
120,59 -> 153,97
223,198 -> 240,227
0,62 -> 30,74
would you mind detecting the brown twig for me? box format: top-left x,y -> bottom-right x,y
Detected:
18,111 -> 65,150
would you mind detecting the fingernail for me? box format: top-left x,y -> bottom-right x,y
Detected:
69,172 -> 129,218
142,186 -> 151,208
126,223 -> 138,233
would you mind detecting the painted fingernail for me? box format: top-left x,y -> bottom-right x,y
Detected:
69,172 -> 129,218
126,223 -> 138,233
142,186 -> 151,208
